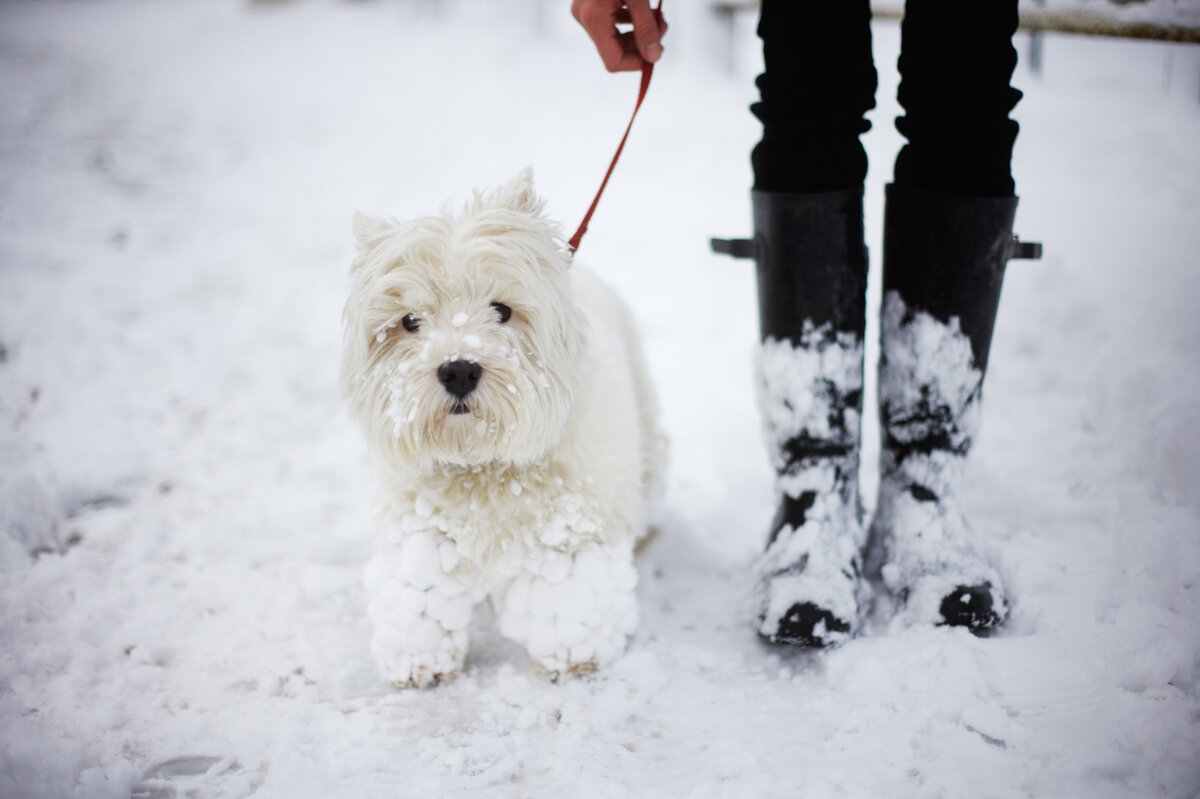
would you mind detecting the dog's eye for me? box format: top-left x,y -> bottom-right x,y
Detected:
401,314 -> 420,333
491,302 -> 512,323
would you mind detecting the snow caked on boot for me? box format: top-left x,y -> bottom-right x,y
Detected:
868,183 -> 1040,631
717,189 -> 871,647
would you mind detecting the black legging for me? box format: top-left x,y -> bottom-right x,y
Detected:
750,0 -> 1021,198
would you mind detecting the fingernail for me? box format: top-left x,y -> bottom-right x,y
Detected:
646,43 -> 663,61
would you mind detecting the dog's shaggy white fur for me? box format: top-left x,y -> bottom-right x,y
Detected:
342,170 -> 665,687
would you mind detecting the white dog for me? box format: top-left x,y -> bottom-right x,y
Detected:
341,169 -> 665,688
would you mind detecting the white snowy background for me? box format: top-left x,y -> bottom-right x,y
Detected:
2,1 -> 1199,797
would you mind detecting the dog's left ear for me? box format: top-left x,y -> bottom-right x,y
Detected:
352,212 -> 391,252
498,167 -> 543,215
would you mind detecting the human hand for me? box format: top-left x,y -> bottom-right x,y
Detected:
571,0 -> 667,73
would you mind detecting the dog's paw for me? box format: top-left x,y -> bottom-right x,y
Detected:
372,626 -> 466,690
369,603 -> 467,689
364,532 -> 476,688
389,665 -> 459,690
496,544 -> 639,678
533,659 -> 599,683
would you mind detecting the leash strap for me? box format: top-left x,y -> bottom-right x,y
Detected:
568,3 -> 663,256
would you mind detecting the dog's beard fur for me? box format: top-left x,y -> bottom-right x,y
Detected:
341,170 -> 585,475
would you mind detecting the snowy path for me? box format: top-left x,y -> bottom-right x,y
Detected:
1,2 -> 1198,797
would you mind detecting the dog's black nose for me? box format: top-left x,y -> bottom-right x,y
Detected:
437,360 -> 482,399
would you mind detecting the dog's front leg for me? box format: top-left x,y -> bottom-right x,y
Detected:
495,542 -> 640,678
363,529 -> 477,688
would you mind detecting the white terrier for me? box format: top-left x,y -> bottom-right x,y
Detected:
341,170 -> 665,687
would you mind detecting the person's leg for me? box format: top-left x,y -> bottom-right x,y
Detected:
870,0 -> 1038,631
892,0 -> 1021,197
751,0 -> 877,194
746,0 -> 877,647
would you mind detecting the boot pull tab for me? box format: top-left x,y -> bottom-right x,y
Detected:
710,237 -> 755,259
1006,235 -> 1042,261
713,234 -> 1041,262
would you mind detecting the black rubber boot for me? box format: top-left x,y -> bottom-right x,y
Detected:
715,189 -> 870,648
868,183 -> 1040,632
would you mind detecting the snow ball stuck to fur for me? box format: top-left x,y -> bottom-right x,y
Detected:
399,512 -> 427,535
452,312 -> 469,328
399,531 -> 443,588
439,540 -> 462,574
538,550 -> 572,584
496,546 -> 639,672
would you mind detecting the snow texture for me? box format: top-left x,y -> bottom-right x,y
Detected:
755,326 -> 868,641
1,2 -> 1199,797
871,291 -> 1006,625
757,326 -> 864,462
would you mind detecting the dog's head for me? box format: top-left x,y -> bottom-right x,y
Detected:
342,169 -> 585,473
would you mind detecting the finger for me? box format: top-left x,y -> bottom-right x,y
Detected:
606,22 -> 667,72
600,32 -> 646,72
573,0 -> 639,72
623,0 -> 664,63
613,30 -> 651,71
612,7 -> 668,32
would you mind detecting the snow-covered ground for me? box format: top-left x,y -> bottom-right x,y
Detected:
2,1 -> 1198,797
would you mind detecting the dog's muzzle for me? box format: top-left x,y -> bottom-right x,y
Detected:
438,360 -> 481,414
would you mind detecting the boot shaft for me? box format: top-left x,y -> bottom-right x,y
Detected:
752,188 -> 869,344
879,184 -> 1039,465
874,183 -> 1042,478
746,190 -> 869,482
882,183 -> 1031,375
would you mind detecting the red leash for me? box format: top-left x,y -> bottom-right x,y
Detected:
568,3 -> 663,256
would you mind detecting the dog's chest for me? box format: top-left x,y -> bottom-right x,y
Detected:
381,461 -> 617,572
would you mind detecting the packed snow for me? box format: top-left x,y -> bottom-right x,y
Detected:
2,1 -> 1199,797
872,291 -> 1007,628
755,325 -> 867,644
757,326 -> 864,449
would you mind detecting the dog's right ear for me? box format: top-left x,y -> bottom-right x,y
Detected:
352,212 -> 390,252
497,167 -> 544,215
